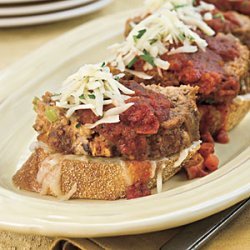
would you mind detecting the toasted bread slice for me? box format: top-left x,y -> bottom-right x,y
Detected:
13,142 -> 199,200
226,97 -> 250,131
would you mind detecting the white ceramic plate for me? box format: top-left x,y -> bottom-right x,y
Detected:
0,10 -> 249,237
0,0 -> 112,27
0,0 -> 95,17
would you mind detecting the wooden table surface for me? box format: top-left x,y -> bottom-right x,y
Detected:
0,0 -> 249,249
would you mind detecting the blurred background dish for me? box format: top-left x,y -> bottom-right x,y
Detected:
0,0 -> 51,4
0,0 -> 112,27
0,0 -> 96,17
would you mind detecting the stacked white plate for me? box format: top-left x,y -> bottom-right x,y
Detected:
0,0 -> 112,28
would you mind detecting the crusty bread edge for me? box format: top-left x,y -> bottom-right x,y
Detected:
226,97 -> 250,131
12,142 -> 199,200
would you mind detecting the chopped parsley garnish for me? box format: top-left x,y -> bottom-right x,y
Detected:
149,38 -> 158,45
133,29 -> 147,42
140,50 -> 155,66
127,57 -> 138,68
79,94 -> 95,99
45,107 -> 58,123
188,35 -> 195,42
173,4 -> 188,10
179,33 -> 186,41
76,123 -> 81,128
179,33 -> 194,42
88,94 -> 96,99
101,62 -> 106,67
114,75 -> 120,80
213,13 -> 225,22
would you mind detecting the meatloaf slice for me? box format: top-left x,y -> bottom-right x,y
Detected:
34,83 -> 200,161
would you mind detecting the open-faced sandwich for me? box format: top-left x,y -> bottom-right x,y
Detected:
13,64 -> 204,200
109,0 -> 250,144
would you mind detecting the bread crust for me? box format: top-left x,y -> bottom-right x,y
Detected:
13,145 -> 198,200
226,98 -> 250,131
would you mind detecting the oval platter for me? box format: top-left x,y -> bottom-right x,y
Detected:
0,10 -> 249,237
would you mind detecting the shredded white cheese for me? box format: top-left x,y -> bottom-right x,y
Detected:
235,94 -> 250,102
37,154 -> 78,200
145,0 -> 215,35
155,140 -> 201,193
173,140 -> 201,168
110,0 -> 214,73
52,64 -> 135,128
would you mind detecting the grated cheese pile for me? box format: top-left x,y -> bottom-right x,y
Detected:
52,63 -> 135,128
109,0 -> 215,75
145,0 -> 215,35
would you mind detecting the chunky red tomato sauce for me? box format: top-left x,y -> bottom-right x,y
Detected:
133,35 -> 239,104
78,81 -> 172,160
184,142 -> 219,179
199,104 -> 230,144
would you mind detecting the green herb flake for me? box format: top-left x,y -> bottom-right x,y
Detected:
88,94 -> 96,99
188,35 -> 195,42
133,29 -> 147,42
45,107 -> 58,123
114,75 -> 120,80
127,57 -> 138,68
140,50 -> 155,66
79,94 -> 84,99
173,4 -> 188,10
101,62 -> 106,67
149,38 -> 158,45
179,33 -> 186,41
213,13 -> 225,22
76,123 -> 81,128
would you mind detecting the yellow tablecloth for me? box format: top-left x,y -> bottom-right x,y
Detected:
0,0 -> 249,249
